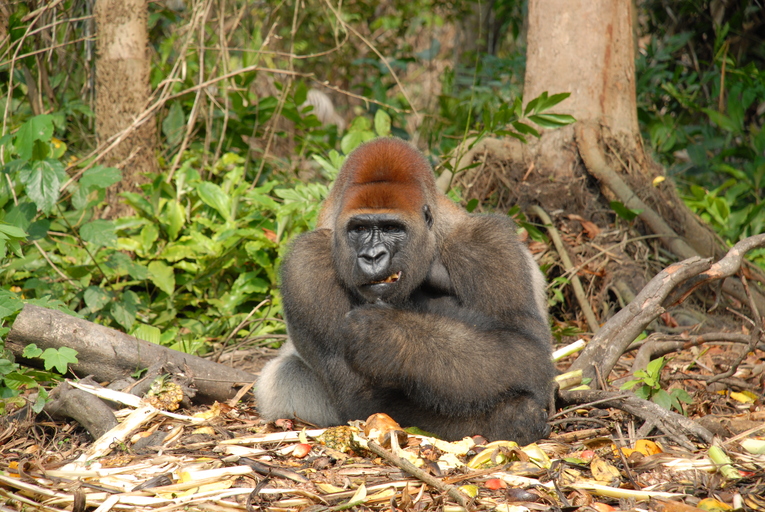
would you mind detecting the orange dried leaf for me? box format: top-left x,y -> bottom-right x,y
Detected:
484,478 -> 507,490
263,228 -> 278,243
634,439 -> 662,456
591,503 -> 616,512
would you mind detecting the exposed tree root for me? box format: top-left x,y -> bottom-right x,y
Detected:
569,255 -> 712,384
576,122 -> 765,314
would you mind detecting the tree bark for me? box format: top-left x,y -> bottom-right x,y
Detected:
6,305 -> 257,403
525,0 -> 639,141
95,0 -> 157,218
523,0 -> 722,261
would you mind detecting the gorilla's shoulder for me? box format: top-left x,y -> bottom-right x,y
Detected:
447,212 -> 520,248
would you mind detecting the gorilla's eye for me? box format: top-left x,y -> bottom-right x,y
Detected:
352,225 -> 369,233
382,225 -> 402,233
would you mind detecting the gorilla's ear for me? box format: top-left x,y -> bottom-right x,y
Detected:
423,205 -> 433,229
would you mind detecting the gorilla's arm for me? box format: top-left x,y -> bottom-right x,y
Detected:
278,230 -> 382,417
342,215 -> 554,416
280,229 -> 350,363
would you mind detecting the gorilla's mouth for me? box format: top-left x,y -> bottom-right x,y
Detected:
369,271 -> 402,285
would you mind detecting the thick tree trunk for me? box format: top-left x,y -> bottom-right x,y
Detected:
523,0 -> 720,260
524,0 -> 638,176
95,0 -> 157,218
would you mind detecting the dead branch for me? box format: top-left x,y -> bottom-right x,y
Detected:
558,389 -> 714,449
669,234 -> 765,306
569,256 -> 712,384
6,304 -> 257,403
530,205 -> 600,333
41,381 -> 118,440
366,440 -> 474,511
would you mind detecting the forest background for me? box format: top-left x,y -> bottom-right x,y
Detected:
0,0 -> 764,413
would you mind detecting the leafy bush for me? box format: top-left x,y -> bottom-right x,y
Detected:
636,9 -> 765,265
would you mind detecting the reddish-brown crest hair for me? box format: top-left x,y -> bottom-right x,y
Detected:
338,138 -> 436,215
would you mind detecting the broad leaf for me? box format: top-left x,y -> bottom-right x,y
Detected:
79,165 -> 122,190
80,220 -> 117,248
84,286 -> 112,312
40,347 -> 79,374
148,261 -> 176,295
197,182 -> 232,221
374,109 -> 391,137
19,159 -> 63,214
15,115 -> 54,161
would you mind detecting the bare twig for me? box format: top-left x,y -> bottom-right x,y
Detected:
365,440 -> 473,511
530,205 -> 600,334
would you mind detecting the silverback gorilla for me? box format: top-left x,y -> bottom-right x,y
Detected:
257,138 -> 555,444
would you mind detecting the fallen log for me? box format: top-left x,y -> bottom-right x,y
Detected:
6,304 -> 257,403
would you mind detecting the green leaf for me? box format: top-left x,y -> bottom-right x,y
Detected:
524,92 -> 546,116
528,113 -> 577,128
110,291 -> 139,330
32,388 -> 49,413
0,359 -> 17,377
84,286 -> 112,312
15,115 -> 54,161
702,108 -> 739,133
633,384 -> 651,400
0,289 -> 24,319
163,101 -> 186,146
3,371 -> 36,390
294,81 -> 308,107
79,165 -> 122,190
22,343 -> 43,359
140,223 -> 159,252
466,198 -> 479,213
132,323 -> 161,344
652,388 -> 673,410
646,356 -> 665,378
80,220 -> 117,248
111,303 -> 135,330
40,347 -> 78,374
162,200 -> 185,240
540,92 -> 572,111
374,110 -> 392,137
148,261 -> 176,295
620,379 -> 642,390
610,201 -> 642,221
670,388 -> 694,404
19,159 -> 62,214
512,121 -> 540,138
197,182 -> 232,221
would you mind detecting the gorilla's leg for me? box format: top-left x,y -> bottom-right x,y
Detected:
256,340 -> 341,426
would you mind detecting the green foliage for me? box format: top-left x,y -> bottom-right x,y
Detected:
636,3 -> 765,263
621,357 -> 693,413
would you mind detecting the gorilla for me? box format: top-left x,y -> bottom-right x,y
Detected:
257,137 -> 555,445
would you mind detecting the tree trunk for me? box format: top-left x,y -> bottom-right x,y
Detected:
522,0 -> 720,260
95,0 -> 157,218
524,0 -> 638,175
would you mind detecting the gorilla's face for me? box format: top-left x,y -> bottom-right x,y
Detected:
336,210 -> 434,304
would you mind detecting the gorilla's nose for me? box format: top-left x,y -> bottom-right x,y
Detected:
358,245 -> 390,277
